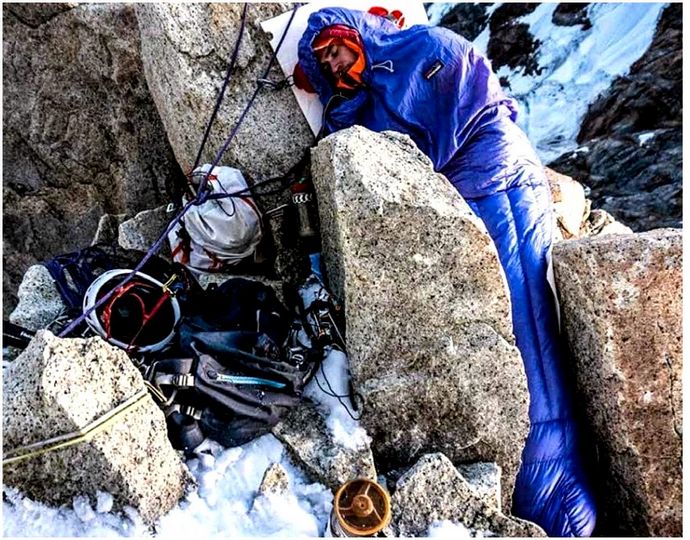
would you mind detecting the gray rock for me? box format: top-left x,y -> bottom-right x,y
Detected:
135,3 -> 312,181
310,126 -> 530,510
4,3 -> 76,27
392,453 -> 545,537
257,463 -> 290,497
3,3 -> 180,313
272,403 -> 377,492
135,3 -> 316,284
118,205 -> 171,256
456,462 -> 502,512
9,265 -> 65,332
92,213 -> 128,245
2,330 -> 193,524
552,229 -> 682,536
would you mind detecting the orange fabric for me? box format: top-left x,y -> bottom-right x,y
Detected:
312,25 -> 366,91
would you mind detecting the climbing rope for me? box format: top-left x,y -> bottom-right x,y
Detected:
2,389 -> 149,466
59,4 -> 300,339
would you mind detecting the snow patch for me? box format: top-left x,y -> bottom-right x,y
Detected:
638,131 -> 656,145
427,3 -> 456,26
497,3 -> 666,163
304,348 -> 371,451
3,434 -> 334,537
428,519 -> 488,537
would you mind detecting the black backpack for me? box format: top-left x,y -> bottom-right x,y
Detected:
143,278 -> 320,453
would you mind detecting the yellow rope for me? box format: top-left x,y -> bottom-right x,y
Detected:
144,380 -> 167,403
2,389 -> 149,467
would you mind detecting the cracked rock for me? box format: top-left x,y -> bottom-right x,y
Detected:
3,330 -> 193,524
9,265 -> 65,332
272,402 -> 377,492
310,126 -> 530,511
3,3 -> 180,313
392,453 -> 545,537
552,228 -> 682,536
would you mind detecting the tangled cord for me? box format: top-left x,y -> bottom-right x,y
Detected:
311,350 -> 364,421
59,5 -> 301,339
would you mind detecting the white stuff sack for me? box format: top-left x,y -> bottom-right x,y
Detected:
168,164 -> 262,271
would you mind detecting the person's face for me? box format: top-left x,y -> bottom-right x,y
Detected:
316,42 -> 357,79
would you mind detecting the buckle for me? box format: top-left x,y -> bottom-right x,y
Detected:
180,405 -> 202,420
172,374 -> 195,387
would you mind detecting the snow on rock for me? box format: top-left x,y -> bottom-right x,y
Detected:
303,347 -> 371,451
426,3 -> 456,27
488,3 -> 665,163
427,519 -> 476,538
3,435 -> 334,537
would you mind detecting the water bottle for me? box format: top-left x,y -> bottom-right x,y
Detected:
290,176 -> 318,239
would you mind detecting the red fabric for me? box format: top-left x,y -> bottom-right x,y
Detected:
312,24 -> 363,50
367,6 -> 405,28
293,62 -> 316,93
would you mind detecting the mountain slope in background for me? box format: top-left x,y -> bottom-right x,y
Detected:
436,2 -> 681,231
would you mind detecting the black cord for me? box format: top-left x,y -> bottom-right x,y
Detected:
313,358 -> 362,421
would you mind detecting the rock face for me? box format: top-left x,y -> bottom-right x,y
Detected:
486,4 -> 541,78
2,331 -> 193,523
135,3 -> 312,181
272,403 -> 377,492
548,4 -> 681,231
392,453 -> 545,537
552,229 -> 682,536
545,167 -> 633,241
9,265 -> 65,332
551,3 -> 592,30
310,126 -> 530,510
437,3 -> 491,41
135,3 -> 316,285
118,205 -> 171,255
257,463 -> 290,497
3,3 -> 182,313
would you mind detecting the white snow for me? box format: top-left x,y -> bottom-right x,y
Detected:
3,347 -> 368,537
490,3 -> 666,164
428,519 -> 487,537
427,3 -> 456,26
638,131 -> 656,145
3,435 -> 334,538
304,348 -> 371,451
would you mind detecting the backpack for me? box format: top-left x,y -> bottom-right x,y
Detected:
168,165 -> 263,272
142,278 -> 320,453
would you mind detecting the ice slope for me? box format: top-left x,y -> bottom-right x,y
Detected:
471,3 -> 666,163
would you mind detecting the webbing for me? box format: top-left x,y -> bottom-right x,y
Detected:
2,389 -> 149,466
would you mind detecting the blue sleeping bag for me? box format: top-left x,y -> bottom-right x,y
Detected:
298,8 -> 596,536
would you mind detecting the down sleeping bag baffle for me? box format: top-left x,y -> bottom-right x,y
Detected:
297,7 -> 597,537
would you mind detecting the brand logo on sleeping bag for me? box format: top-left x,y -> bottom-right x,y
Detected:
423,60 -> 445,80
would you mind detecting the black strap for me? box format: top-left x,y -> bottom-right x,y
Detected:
3,321 -> 35,350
